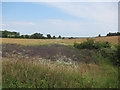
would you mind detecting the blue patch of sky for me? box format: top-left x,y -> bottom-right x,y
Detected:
2,2 -> 92,22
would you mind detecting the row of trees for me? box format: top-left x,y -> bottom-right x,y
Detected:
1,30 -> 119,39
0,30 -> 64,39
0,30 -> 20,38
107,32 -> 120,36
98,32 -> 120,37
97,32 -> 120,37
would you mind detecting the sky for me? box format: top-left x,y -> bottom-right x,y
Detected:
1,2 -> 118,37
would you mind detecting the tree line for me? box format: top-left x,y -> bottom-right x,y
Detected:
0,30 -> 119,39
106,32 -> 120,36
0,30 -> 65,39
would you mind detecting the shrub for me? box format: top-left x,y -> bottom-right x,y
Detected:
116,44 -> 120,66
74,39 -> 111,50
102,41 -> 111,48
95,43 -> 119,66
74,42 -> 79,48
117,44 -> 120,59
94,42 -> 103,49
100,48 -> 117,61
74,39 -> 94,49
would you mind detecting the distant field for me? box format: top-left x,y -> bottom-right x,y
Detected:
1,36 -> 119,46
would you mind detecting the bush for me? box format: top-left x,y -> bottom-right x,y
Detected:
116,44 -> 120,66
117,44 -> 120,59
74,39 -> 94,49
99,46 -> 120,66
74,39 -> 111,50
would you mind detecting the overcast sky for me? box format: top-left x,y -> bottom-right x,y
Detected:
1,2 -> 118,37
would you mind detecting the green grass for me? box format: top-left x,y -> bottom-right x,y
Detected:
2,57 -> 118,88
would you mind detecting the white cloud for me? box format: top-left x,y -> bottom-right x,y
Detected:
43,2 -> 118,35
0,24 -> 6,30
2,18 -> 118,36
9,21 -> 35,26
2,2 -> 118,36
39,19 -> 117,36
2,21 -> 36,34
2,21 -> 35,29
46,2 -> 117,24
0,24 -> 6,27
2,0 -> 120,2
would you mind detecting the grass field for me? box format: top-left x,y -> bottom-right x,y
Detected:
2,57 -> 118,88
1,36 -> 119,46
1,36 -> 119,88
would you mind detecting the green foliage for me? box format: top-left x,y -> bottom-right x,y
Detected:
69,37 -> 74,39
74,39 -> 95,49
20,35 -> 24,38
47,34 -> 51,39
117,44 -> 120,59
96,43 -> 120,66
107,32 -> 120,36
52,35 -> 56,39
0,30 -> 20,38
74,38 -> 111,50
1,30 -> 65,39
98,34 -> 101,37
74,39 -> 119,65
31,33 -> 43,39
25,35 -> 29,38
116,44 -> 120,65
58,35 -> 61,39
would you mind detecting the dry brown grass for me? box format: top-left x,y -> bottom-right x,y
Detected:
1,36 -> 119,46
93,36 -> 119,44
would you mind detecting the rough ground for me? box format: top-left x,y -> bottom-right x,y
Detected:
2,44 -> 95,63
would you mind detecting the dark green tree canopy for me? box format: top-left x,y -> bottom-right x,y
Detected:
53,35 -> 56,39
30,33 -> 43,39
58,35 -> 61,39
47,34 -> 51,39
98,34 -> 101,37
107,32 -> 120,36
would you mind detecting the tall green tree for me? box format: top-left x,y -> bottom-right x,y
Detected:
2,30 -> 8,38
31,33 -> 43,39
25,35 -> 29,38
98,34 -> 101,37
53,35 -> 56,39
58,35 -> 61,39
47,34 -> 51,39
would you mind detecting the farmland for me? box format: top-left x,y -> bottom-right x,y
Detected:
1,36 -> 119,88
2,36 -> 119,46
